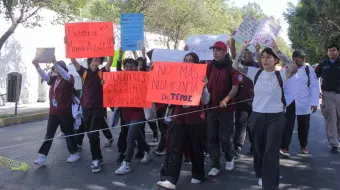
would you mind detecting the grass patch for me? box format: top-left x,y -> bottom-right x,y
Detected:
0,110 -> 48,119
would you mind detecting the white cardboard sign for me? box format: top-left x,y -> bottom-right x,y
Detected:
35,48 -> 55,63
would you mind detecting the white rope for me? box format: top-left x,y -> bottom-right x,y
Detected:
0,99 -> 253,151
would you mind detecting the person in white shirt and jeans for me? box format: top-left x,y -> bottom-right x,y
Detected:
280,50 -> 320,156
233,41 -> 297,190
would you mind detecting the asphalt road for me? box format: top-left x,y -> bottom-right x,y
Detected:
0,110 -> 339,190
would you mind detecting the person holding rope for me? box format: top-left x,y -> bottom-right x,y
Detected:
205,41 -> 243,177
157,52 -> 210,189
232,41 -> 297,189
64,36 -> 114,173
33,56 -> 80,166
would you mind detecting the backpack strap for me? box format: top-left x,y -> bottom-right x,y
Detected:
82,70 -> 88,85
226,65 -> 233,90
305,66 -> 311,87
254,69 -> 263,86
206,63 -> 214,79
274,71 -> 287,108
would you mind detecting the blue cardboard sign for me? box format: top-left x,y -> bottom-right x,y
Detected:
120,13 -> 144,50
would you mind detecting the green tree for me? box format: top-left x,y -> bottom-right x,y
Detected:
0,0 -> 85,51
285,0 -> 340,64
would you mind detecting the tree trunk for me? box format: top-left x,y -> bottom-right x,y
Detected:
0,22 -> 19,52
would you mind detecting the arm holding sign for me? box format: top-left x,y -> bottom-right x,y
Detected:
105,56 -> 113,72
32,59 -> 50,83
255,43 -> 263,69
52,57 -> 71,82
272,42 -> 298,79
232,42 -> 249,76
229,30 -> 237,60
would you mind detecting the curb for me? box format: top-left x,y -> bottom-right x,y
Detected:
0,111 -> 49,127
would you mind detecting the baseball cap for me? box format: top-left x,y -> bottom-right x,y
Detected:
292,49 -> 307,58
209,41 -> 227,51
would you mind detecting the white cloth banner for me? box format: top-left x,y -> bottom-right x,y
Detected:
233,15 -> 260,44
248,18 -> 281,52
186,34 -> 229,60
151,49 -> 188,62
233,16 -> 281,53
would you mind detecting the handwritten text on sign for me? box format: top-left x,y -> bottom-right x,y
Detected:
103,72 -> 151,108
147,62 -> 207,106
65,22 -> 114,58
120,14 -> 144,50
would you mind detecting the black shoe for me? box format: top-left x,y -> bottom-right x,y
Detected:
184,157 -> 191,165
104,138 -> 114,147
331,147 -> 339,154
116,154 -> 125,165
135,151 -> 144,159
233,149 -> 241,158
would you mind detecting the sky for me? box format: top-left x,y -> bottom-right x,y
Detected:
230,0 -> 299,45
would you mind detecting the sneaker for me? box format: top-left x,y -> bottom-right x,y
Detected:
154,149 -> 166,156
157,180 -> 176,189
67,153 -> 80,163
57,133 -> 65,139
116,154 -> 125,165
91,158 -> 103,168
91,160 -> 101,173
141,151 -> 153,164
225,158 -> 234,171
135,151 -> 144,159
258,178 -> 262,186
208,168 -> 220,176
300,148 -> 309,154
115,161 -> 131,175
184,157 -> 191,165
331,147 -> 340,154
34,154 -> 47,166
233,149 -> 241,158
153,136 -> 159,142
104,138 -> 114,147
191,178 -> 201,184
77,144 -> 82,152
280,149 -> 290,157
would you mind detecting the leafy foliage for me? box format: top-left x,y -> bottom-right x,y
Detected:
285,0 -> 340,64
0,0 -> 86,51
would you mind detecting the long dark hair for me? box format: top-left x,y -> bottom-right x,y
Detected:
184,52 -> 200,63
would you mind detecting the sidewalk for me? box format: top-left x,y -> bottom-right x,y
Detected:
0,102 -> 49,127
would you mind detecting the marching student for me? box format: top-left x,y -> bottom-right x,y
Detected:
33,57 -> 80,166
65,36 -> 114,173
233,41 -> 297,189
205,41 -> 243,177
114,58 -> 153,175
157,52 -> 210,189
280,49 -> 320,156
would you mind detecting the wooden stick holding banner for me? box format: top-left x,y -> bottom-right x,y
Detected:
103,71 -> 152,108
147,62 -> 207,106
